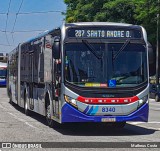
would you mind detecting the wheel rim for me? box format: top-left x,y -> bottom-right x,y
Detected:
10,92 -> 12,103
24,93 -> 28,111
25,100 -> 28,111
46,105 -> 51,119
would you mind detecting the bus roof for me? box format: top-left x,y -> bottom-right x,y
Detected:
24,22 -> 140,44
65,22 -> 134,27
15,22 -> 143,49
22,28 -> 60,44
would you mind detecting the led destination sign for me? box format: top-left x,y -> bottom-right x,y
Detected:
68,28 -> 142,39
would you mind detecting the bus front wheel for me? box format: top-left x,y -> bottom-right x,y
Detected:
46,100 -> 60,128
24,92 -> 31,116
9,91 -> 13,105
46,101 -> 55,127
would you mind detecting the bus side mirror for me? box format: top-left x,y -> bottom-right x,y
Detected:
52,36 -> 60,59
148,42 -> 156,76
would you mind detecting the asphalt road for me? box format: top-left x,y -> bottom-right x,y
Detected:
0,87 -> 160,151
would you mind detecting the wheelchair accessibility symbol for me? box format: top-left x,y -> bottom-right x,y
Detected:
108,80 -> 116,87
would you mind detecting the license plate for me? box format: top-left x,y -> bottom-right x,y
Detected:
101,118 -> 116,122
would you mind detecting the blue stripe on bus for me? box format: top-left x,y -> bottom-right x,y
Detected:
0,81 -> 6,86
83,106 -> 89,114
61,102 -> 149,123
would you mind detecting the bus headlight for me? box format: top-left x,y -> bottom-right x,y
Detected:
138,95 -> 148,108
64,95 -> 78,108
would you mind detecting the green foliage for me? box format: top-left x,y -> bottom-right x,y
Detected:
95,0 -> 136,24
64,0 -> 160,45
134,0 -> 159,45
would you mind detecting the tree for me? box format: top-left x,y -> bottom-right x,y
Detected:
64,0 -> 79,22
134,0 -> 159,45
95,0 -> 137,24
64,0 -> 159,45
64,0 -> 107,22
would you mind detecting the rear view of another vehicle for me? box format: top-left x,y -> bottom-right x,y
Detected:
0,63 -> 7,87
149,83 -> 160,102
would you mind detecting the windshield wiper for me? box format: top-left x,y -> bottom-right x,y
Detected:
116,74 -> 130,83
113,39 -> 130,61
82,40 -> 102,59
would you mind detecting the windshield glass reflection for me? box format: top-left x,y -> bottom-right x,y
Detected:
64,42 -> 147,88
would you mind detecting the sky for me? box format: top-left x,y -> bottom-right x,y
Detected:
0,0 -> 66,54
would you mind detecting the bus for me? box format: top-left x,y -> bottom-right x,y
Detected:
0,62 -> 7,86
7,22 -> 149,128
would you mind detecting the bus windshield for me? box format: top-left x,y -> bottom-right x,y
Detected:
64,42 -> 147,88
0,68 -> 7,78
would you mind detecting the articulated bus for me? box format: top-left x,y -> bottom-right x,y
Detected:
0,62 -> 7,86
7,22 -> 149,128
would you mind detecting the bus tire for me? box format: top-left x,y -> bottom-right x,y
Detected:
24,91 -> 31,116
45,95 -> 59,128
9,91 -> 13,105
46,99 -> 54,127
155,94 -> 160,102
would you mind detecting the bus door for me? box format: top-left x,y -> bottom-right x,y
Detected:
29,52 -> 34,110
15,53 -> 18,102
52,59 -> 61,118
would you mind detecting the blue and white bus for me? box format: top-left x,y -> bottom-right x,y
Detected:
7,22 -> 149,128
0,62 -> 7,86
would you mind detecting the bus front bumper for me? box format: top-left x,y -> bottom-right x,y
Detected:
61,102 -> 149,123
